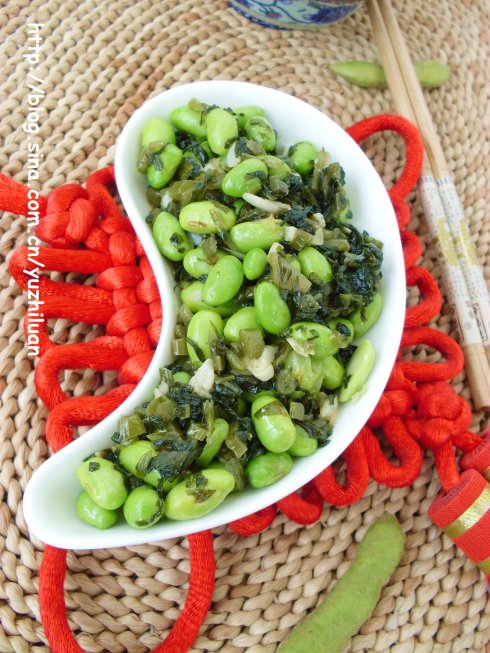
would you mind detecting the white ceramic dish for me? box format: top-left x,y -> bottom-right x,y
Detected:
23,81 -> 405,549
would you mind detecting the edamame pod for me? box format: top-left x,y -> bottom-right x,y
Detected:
246,451 -> 293,488
254,281 -> 291,335
288,425 -> 318,457
76,491 -> 117,529
202,255 -> 244,306
170,104 -> 207,138
221,158 -> 268,197
251,396 -> 296,453
349,292 -> 383,339
186,309 -> 224,365
165,469 -> 235,520
141,117 -> 176,147
338,339 -> 375,403
288,141 -> 318,176
153,211 -> 193,261
77,457 -> 127,510
244,115 -> 276,151
230,217 -> 285,253
179,200 -> 236,234
297,247 -> 333,283
147,144 -> 183,189
123,486 -> 164,529
243,247 -> 268,280
223,306 -> 262,342
206,108 -> 239,155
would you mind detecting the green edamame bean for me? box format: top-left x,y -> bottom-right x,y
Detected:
243,247 -> 268,280
230,217 -> 285,253
297,247 -> 333,283
202,255 -> 244,306
259,155 -> 291,180
349,292 -> 383,339
170,104 -> 207,138
251,396 -> 296,453
123,486 -> 164,529
147,144 -> 183,189
246,451 -> 293,488
196,418 -> 229,467
77,457 -> 127,510
179,201 -> 236,234
186,309 -> 224,365
153,211 -> 192,261
288,141 -> 318,176
254,281 -> 291,335
285,351 -> 324,393
338,339 -> 375,403
165,469 -> 235,520
234,105 -> 266,128
183,247 -> 225,279
180,281 -> 240,317
221,158 -> 268,197
288,424 -> 318,458
327,318 -> 354,347
118,440 -> 161,488
141,117 -> 176,147
76,491 -> 117,530
244,115 -> 276,151
223,306 -> 261,342
277,514 -> 405,653
173,371 -> 191,384
321,356 -> 345,390
206,108 -> 239,155
289,322 -> 339,358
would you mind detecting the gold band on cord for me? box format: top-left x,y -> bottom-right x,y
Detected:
443,485 -> 490,540
477,555 -> 490,575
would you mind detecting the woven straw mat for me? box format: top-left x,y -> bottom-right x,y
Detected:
1,1 -> 489,651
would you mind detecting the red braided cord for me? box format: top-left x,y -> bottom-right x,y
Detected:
5,114 -> 488,650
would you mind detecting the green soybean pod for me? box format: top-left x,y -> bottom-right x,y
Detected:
186,309 -> 224,365
338,339 -> 375,403
147,144 -> 184,189
180,281 -> 241,317
254,281 -> 291,335
221,158 -> 268,197
118,439 -> 161,488
170,104 -> 207,138
243,247 -> 268,280
321,356 -> 345,390
251,395 -> 296,453
77,457 -> 127,510
153,211 -> 192,261
234,105 -> 266,128
206,108 -> 239,155
196,418 -> 230,467
288,424 -> 319,458
327,318 -> 354,347
76,491 -> 117,530
123,486 -> 164,529
246,451 -> 293,488
277,514 -> 405,653
349,292 -> 383,339
223,306 -> 261,342
202,255 -> 244,306
288,141 -> 318,176
244,115 -> 276,151
165,469 -> 235,520
297,247 -> 333,283
179,200 -> 237,234
230,217 -> 285,253
141,117 -> 176,147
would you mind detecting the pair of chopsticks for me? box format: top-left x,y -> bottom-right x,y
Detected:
367,0 -> 490,410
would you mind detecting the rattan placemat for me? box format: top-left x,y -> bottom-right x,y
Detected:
1,1 -> 489,651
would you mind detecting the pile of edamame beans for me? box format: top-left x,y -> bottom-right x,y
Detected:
76,99 -> 384,530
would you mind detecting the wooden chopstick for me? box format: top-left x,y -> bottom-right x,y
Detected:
367,0 -> 490,410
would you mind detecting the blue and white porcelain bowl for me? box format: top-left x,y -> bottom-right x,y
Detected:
229,0 -> 363,29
